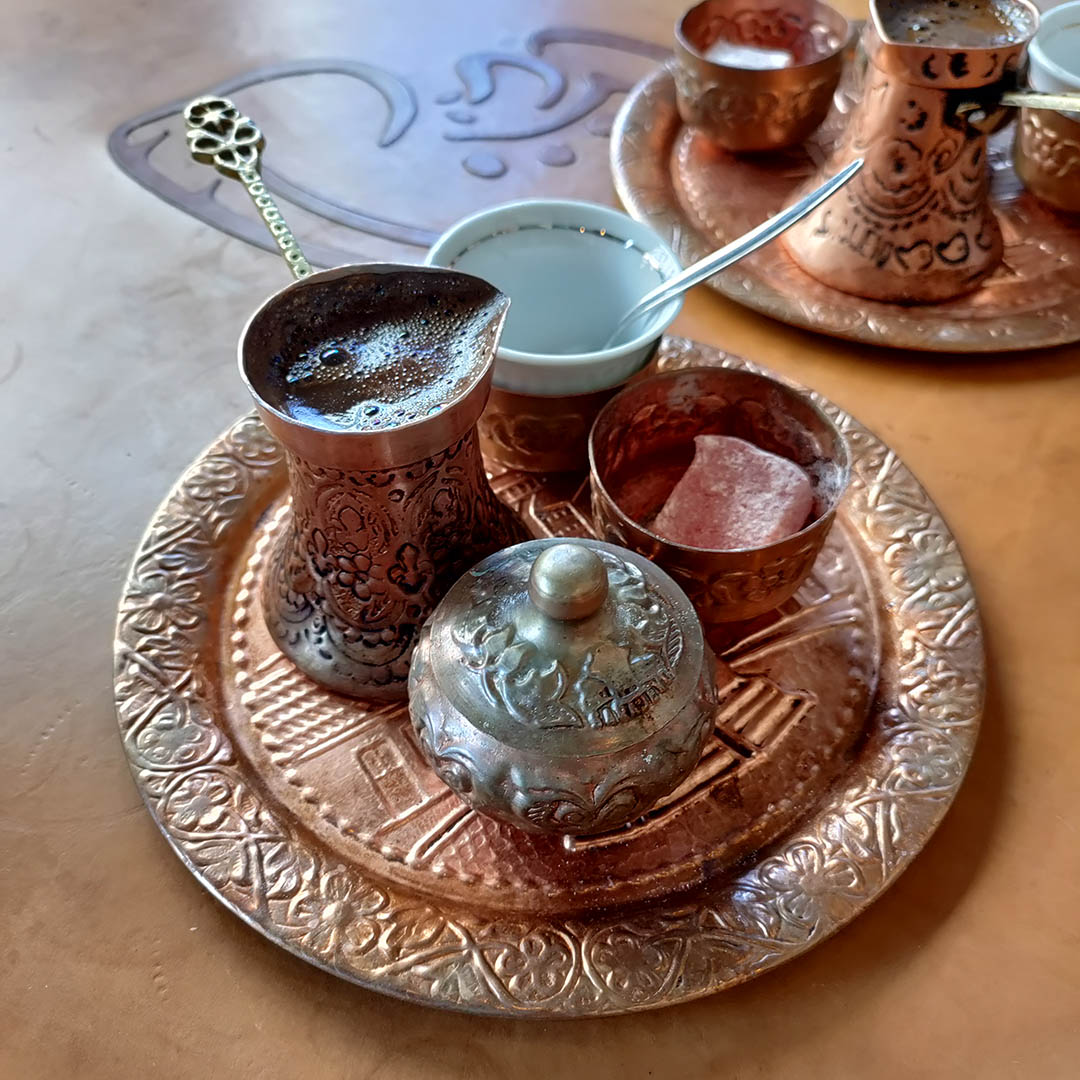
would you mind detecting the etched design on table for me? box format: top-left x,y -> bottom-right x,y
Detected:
107,30 -> 671,265
115,339 -> 983,1015
452,549 -> 684,730
263,432 -> 521,695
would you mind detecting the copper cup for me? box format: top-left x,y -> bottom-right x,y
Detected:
240,264 -> 525,700
673,0 -> 850,153
1013,2 -> 1080,214
478,382 -> 630,474
1015,108 -> 1080,214
588,366 -> 849,624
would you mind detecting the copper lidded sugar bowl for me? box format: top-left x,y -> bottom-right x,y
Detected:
408,538 -> 717,836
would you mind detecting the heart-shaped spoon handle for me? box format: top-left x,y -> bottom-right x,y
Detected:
184,96 -> 312,281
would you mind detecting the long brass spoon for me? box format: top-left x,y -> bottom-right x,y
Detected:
184,95 -> 312,280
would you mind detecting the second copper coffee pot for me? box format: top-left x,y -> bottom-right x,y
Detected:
783,0 -> 1040,303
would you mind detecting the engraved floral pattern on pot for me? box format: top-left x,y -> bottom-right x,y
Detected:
308,524 -> 395,626
259,431 -> 523,697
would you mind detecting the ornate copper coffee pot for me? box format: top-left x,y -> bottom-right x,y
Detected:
186,97 -> 524,700
782,0 -> 1040,303
240,265 -> 526,701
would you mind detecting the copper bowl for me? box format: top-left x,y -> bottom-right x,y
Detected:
1015,107 -> 1080,214
588,366 -> 849,623
673,0 -> 850,152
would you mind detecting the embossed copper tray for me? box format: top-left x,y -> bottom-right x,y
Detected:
611,64 -> 1080,352
114,337 -> 982,1016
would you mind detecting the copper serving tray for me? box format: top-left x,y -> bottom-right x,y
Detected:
611,64 -> 1080,352
114,337 -> 982,1016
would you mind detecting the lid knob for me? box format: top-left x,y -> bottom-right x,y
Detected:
527,543 -> 609,621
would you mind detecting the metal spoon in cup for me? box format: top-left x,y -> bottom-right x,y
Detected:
603,157 -> 864,349
957,88 -> 1080,129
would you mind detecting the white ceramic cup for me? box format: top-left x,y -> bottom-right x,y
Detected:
424,199 -> 682,396
1029,1 -> 1080,118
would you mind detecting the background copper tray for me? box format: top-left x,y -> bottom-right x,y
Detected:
611,65 -> 1080,352
114,337 -> 983,1016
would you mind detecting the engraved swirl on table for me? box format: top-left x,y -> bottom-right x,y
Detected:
611,65 -> 1080,351
115,337 -> 982,1015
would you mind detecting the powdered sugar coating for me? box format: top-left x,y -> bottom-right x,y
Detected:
653,434 -> 814,549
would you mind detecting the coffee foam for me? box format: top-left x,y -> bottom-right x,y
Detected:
244,269 -> 507,432
879,0 -> 1035,48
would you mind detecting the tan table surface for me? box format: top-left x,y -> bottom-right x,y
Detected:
3,0 -> 1079,1075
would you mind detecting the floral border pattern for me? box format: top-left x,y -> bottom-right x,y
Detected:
114,338 -> 982,1016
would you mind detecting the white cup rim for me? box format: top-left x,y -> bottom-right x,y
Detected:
1029,0 -> 1080,91
424,197 -> 683,371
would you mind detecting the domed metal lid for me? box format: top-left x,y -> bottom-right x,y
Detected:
423,538 -> 707,756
